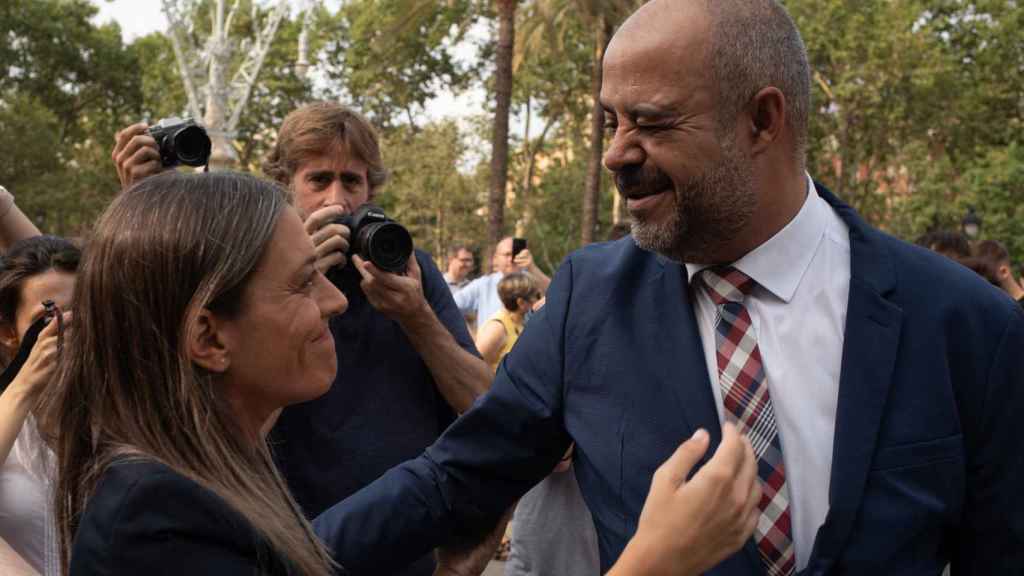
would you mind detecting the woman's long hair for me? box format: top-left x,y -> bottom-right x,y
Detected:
44,171 -> 334,575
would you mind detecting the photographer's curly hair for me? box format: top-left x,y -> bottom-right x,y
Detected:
0,235 -> 80,361
262,101 -> 389,197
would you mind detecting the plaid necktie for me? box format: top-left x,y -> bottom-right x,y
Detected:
701,266 -> 795,576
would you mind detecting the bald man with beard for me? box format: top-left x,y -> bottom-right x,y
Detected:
316,1 -> 1024,575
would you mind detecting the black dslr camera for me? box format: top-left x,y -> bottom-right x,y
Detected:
0,300 -> 63,393
335,204 -> 413,274
148,118 -> 212,168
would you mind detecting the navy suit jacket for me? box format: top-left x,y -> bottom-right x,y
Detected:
316,185 -> 1024,575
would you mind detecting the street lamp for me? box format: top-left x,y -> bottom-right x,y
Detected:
962,206 -> 982,240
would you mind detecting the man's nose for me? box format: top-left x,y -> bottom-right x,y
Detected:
603,129 -> 645,173
326,182 -> 351,213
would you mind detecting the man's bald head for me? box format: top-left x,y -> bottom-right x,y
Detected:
612,0 -> 811,160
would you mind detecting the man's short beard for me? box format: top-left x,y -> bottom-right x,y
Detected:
631,135 -> 756,264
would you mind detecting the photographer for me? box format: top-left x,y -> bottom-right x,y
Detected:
113,103 -> 490,576
0,236 -> 77,576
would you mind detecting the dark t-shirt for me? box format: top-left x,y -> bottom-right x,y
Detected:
271,250 -> 478,576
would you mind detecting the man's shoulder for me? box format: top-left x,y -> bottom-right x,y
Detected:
850,224 -> 1024,350
561,237 -> 663,284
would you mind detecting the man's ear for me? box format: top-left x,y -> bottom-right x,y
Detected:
747,87 -> 787,157
998,264 -> 1012,281
188,308 -> 232,373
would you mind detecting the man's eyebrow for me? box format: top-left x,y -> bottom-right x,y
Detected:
305,169 -> 334,179
629,103 -> 673,118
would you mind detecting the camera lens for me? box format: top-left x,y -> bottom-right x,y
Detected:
360,222 -> 413,273
172,125 -> 212,166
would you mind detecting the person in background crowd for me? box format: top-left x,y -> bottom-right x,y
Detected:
917,230 -> 972,260
973,239 -> 1024,306
444,245 -> 475,293
454,237 -> 550,332
113,102 -> 491,576
0,236 -> 78,576
474,273 -> 538,372
314,1 -> 1024,574
959,256 -> 1001,287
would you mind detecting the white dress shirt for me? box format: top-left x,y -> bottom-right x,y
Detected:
685,175 -> 851,570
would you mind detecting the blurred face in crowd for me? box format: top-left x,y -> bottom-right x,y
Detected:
492,238 -> 517,275
601,1 -> 756,264
216,207 -> 348,429
448,249 -> 475,281
289,142 -> 371,218
1,270 -> 75,349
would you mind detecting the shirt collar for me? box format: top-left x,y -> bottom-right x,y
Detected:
686,174 -> 825,303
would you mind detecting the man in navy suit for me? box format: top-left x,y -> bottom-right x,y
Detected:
316,0 -> 1024,574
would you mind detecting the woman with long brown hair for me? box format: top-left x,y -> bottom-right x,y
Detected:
46,171 -> 346,575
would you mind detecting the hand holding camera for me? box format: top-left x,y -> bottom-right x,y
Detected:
304,205 -> 353,271
0,303 -> 70,410
112,119 -> 212,190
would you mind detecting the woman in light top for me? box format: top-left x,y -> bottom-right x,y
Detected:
0,236 -> 77,576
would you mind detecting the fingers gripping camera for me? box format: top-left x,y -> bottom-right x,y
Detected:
334,205 -> 413,274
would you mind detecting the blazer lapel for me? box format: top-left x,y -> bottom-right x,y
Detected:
650,257 -> 767,575
650,256 -> 722,453
804,185 -> 904,573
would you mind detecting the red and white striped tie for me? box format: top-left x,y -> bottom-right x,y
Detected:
701,266 -> 795,576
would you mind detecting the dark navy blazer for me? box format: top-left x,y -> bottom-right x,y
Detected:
315,186 -> 1024,575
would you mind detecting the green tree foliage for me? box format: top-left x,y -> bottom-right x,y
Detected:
322,0 -> 479,129
787,0 -> 1023,261
0,0 -> 140,234
376,121 -> 488,263
4,0 -> 1022,268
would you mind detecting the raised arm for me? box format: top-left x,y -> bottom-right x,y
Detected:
352,252 -> 490,413
0,186 -> 40,250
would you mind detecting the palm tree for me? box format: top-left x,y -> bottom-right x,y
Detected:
518,0 -> 640,245
489,0 -> 519,250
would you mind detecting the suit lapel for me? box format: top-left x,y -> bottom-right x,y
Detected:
804,185 -> 904,573
649,257 -> 722,454
650,257 -> 767,575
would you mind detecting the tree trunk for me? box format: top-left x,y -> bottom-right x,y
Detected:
204,0 -> 238,169
488,0 -> 517,252
581,16 -> 608,245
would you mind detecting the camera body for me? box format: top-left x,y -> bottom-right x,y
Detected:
335,204 -> 413,274
148,118 -> 212,168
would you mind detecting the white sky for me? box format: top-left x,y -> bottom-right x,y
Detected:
90,0 -> 490,125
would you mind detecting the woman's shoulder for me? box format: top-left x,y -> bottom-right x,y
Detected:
71,458 -> 269,575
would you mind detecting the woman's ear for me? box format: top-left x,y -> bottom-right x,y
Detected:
189,309 -> 231,373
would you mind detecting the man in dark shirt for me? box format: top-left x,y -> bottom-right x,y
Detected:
260,102 -> 491,576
